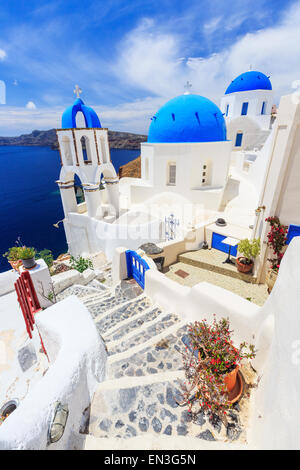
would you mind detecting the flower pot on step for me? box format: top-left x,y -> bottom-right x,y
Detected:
236,257 -> 253,274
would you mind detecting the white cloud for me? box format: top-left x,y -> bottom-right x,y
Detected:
26,101 -> 37,110
116,2 -> 300,105
0,49 -> 6,60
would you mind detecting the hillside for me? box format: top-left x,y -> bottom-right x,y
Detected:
0,129 -> 147,150
118,156 -> 141,178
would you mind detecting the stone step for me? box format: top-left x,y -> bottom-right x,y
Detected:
95,296 -> 151,335
88,379 -> 242,441
104,306 -> 164,343
107,325 -> 188,379
55,284 -> 109,302
178,250 -> 257,284
107,314 -> 181,356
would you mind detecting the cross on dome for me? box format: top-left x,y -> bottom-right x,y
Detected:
184,81 -> 192,94
74,84 -> 82,98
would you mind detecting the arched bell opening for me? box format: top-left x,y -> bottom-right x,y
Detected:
80,135 -> 92,164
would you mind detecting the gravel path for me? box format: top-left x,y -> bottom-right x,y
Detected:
166,262 -> 268,306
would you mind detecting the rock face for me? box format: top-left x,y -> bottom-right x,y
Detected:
0,129 -> 147,150
118,156 -> 141,178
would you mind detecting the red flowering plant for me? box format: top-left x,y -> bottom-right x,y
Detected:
265,216 -> 288,272
180,316 -> 256,423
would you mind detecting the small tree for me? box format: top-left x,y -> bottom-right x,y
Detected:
238,238 -> 260,264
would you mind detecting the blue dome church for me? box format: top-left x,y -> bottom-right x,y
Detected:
126,90 -> 232,211
220,69 -> 274,151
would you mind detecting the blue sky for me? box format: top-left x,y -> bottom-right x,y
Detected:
0,0 -> 299,135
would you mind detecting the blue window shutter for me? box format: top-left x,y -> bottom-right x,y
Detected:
226,104 -> 229,116
261,101 -> 266,115
235,133 -> 243,147
241,102 -> 248,115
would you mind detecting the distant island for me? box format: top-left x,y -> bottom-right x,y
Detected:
0,128 -> 147,150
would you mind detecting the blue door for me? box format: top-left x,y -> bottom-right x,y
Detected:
211,232 -> 238,257
126,250 -> 150,289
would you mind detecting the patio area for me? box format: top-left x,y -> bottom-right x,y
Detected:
165,250 -> 269,306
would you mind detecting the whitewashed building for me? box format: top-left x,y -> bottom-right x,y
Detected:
220,70 -> 273,151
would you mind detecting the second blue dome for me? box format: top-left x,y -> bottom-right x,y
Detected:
148,94 -> 227,144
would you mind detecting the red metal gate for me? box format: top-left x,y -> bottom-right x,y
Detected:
14,271 -> 49,361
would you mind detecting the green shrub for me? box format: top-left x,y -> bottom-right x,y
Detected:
38,249 -> 54,267
18,247 -> 36,260
69,255 -> 93,273
3,246 -> 21,261
238,238 -> 260,262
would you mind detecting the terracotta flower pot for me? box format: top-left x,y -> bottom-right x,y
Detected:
266,269 -> 278,293
224,365 -> 243,403
236,257 -> 253,274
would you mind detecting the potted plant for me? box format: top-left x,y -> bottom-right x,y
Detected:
236,238 -> 260,274
265,216 -> 288,292
180,316 -> 256,422
18,247 -> 36,269
3,247 -> 22,272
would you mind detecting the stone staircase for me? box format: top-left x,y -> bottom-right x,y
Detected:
57,275 -> 245,449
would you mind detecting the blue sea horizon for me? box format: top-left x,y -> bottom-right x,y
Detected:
0,145 -> 140,273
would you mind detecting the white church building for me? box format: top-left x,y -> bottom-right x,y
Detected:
220,70 -> 273,151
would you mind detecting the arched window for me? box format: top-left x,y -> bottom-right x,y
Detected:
62,136 -> 72,165
74,174 -> 85,205
75,111 -> 86,128
80,136 -> 92,164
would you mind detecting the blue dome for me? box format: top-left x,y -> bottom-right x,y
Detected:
62,98 -> 101,128
148,94 -> 226,143
225,71 -> 272,95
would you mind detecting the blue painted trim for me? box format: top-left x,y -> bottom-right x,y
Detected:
211,232 -> 238,257
125,250 -> 150,289
286,224 -> 300,245
241,102 -> 248,116
235,133 -> 243,147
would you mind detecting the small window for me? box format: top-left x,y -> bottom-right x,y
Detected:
168,163 -> 176,185
203,164 -> 207,170
202,172 -> 206,176
241,102 -> 248,116
202,179 -> 206,183
235,133 -> 243,147
225,104 -> 229,116
261,101 -> 267,115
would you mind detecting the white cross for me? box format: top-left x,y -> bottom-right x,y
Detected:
184,81 -> 192,94
74,84 -> 82,98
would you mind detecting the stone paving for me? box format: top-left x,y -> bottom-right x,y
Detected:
107,313 -> 181,356
58,271 -> 252,446
96,296 -> 152,335
104,306 -> 163,343
107,326 -> 187,379
89,379 -> 243,441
